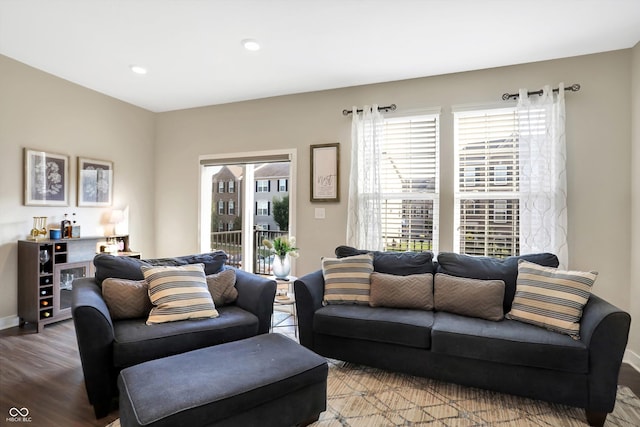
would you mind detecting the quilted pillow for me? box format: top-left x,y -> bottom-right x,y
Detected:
101,278 -> 153,320
506,260 -> 596,339
322,253 -> 374,305
206,268 -> 238,307
434,273 -> 505,321
369,272 -> 434,310
142,264 -> 219,325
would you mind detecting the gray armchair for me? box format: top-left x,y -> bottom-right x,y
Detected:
72,258 -> 276,419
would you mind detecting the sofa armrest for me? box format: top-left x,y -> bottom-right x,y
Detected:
294,270 -> 325,350
579,294 -> 631,412
71,278 -> 117,418
233,268 -> 276,334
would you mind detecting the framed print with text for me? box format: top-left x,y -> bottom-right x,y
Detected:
310,143 -> 339,202
78,157 -> 113,206
24,148 -> 69,206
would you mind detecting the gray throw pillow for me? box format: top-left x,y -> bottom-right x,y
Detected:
369,272 -> 434,310
434,273 -> 505,321
436,252 -> 559,313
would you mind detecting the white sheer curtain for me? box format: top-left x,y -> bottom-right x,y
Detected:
346,105 -> 384,250
518,83 -> 568,268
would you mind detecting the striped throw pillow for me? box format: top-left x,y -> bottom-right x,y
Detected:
322,253 -> 374,305
142,264 -> 219,325
506,260 -> 596,339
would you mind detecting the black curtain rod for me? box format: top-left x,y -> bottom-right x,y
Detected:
502,83 -> 580,100
342,104 -> 397,116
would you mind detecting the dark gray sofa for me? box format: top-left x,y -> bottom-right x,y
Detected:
72,252 -> 277,419
294,247 -> 631,427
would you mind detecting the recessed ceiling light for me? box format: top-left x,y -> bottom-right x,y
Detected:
242,39 -> 261,51
130,65 -> 148,75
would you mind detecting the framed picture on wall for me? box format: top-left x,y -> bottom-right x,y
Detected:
310,143 -> 340,202
78,157 -> 113,207
24,148 -> 69,206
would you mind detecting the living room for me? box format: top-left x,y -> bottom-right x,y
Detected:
1,1 -> 639,426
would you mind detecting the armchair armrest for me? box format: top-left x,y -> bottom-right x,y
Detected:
294,270 -> 325,349
579,294 -> 631,412
233,268 -> 276,334
71,278 -> 117,418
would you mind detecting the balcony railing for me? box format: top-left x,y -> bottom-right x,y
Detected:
210,229 -> 288,275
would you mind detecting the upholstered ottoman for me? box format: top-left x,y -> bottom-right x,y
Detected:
118,334 -> 328,427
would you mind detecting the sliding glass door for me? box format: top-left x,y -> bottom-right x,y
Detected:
199,150 -> 296,275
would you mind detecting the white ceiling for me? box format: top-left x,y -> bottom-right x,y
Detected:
1,0 -> 639,113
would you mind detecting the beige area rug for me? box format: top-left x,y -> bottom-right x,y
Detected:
107,360 -> 640,427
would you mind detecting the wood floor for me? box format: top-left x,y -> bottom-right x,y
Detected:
1,319 -> 638,427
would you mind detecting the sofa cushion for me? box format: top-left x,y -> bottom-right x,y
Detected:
314,305 -> 434,349
431,311 -> 588,374
335,245 -> 435,275
112,306 -> 259,368
506,260 -> 596,339
369,272 -> 434,310
436,252 -> 559,313
322,253 -> 374,305
206,268 -> 238,307
142,264 -> 219,325
94,251 -> 228,286
94,254 -> 151,285
102,278 -> 153,320
144,251 -> 228,275
434,273 -> 504,321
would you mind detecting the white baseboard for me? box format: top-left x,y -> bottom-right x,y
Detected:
623,349 -> 640,373
0,315 -> 20,330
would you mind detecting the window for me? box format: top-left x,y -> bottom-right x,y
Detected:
278,179 -> 288,192
454,108 -> 519,257
228,180 -> 235,193
218,181 -> 225,193
256,180 -> 269,192
218,200 -> 225,215
227,221 -> 234,231
228,200 -> 235,215
380,114 -> 439,253
256,200 -> 269,216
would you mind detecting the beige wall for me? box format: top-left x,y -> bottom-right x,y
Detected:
156,50 -> 633,309
630,41 -> 640,368
0,55 -> 157,327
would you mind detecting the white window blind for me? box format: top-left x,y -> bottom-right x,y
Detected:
380,114 -> 439,253
454,108 -> 519,257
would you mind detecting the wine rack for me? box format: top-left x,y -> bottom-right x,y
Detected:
18,236 -> 132,332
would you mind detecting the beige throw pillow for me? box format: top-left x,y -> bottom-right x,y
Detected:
506,260 -> 596,339
369,272 -> 434,310
434,273 -> 505,321
206,269 -> 238,307
102,278 -> 153,320
322,253 -> 374,305
142,264 -> 219,325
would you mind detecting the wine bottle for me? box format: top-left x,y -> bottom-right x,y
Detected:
43,311 -> 51,318
40,290 -> 47,296
41,300 -> 49,307
61,214 -> 71,239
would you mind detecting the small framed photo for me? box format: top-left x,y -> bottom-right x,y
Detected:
78,157 -> 113,207
24,148 -> 69,206
310,143 -> 340,202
